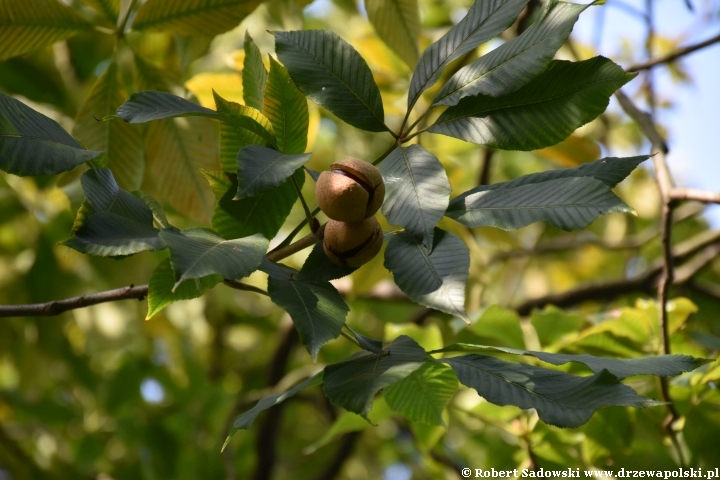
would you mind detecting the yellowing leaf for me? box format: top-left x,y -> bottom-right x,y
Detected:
185,72 -> 243,108
74,61 -> 145,190
0,0 -> 92,61
132,0 -> 262,36
365,0 -> 420,68
534,134 -> 602,167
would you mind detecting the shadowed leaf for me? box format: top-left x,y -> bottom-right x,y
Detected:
444,354 -> 662,428
274,30 -> 388,133
133,0 -> 262,36
385,229 -> 469,321
429,58 -> 635,150
160,228 -> 268,289
0,93 -> 101,176
146,258 -> 221,319
0,0 -> 92,61
324,335 -> 429,417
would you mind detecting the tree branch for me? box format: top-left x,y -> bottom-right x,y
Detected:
313,431 -> 362,480
1,223 -> 328,318
253,323 -> 299,480
627,31 -> 720,72
514,229 -> 720,316
0,285 -> 149,317
491,201 -> 704,262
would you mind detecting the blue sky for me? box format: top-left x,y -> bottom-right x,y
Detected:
570,0 -> 720,223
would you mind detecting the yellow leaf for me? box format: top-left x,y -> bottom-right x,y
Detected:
534,134 -> 601,167
185,72 -> 243,108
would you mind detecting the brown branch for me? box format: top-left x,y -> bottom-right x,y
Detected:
253,323 -> 299,480
514,229 -> 720,316
670,188 -> 720,205
0,285 -> 148,317
266,223 -> 325,262
491,202 -> 704,262
1,223 -> 327,318
478,148 -> 494,186
627,31 -> 720,72
313,431 -> 362,480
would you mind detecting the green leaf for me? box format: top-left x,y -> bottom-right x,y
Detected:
298,241 -> 356,282
303,411 -> 371,454
159,228 -> 268,289
407,0 -> 529,109
223,372 -> 323,450
62,211 -> 165,256
385,229 -> 469,321
428,57 -> 636,150
235,145 -> 311,199
263,260 -> 349,360
62,168 -> 165,256
213,91 -> 276,146
0,93 -> 101,176
456,155 -> 648,194
444,354 -> 662,428
215,92 -> 268,171
379,145 -> 451,248
365,0 -> 420,68
384,362 -> 458,426
435,344 -> 710,380
447,176 -> 632,231
81,0 -> 120,22
323,335 -> 428,417
74,61 -> 144,190
132,0 -> 262,36
433,0 -> 590,106
0,0 -> 93,61
134,190 -> 170,228
468,305 -> 526,349
115,90 -> 276,147
263,56 -> 309,155
347,327 -> 384,354
80,168 -> 151,221
274,30 -> 388,133
133,59 -> 221,221
115,90 -> 216,123
205,170 -> 301,240
146,258 -> 222,319
242,32 -> 267,112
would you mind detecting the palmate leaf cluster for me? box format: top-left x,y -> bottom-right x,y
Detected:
0,0 -> 714,470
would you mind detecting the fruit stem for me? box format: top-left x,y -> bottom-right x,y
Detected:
266,223 -> 326,262
340,327 -> 362,348
292,175 -> 319,233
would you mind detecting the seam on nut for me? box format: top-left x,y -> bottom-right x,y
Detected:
326,227 -> 380,261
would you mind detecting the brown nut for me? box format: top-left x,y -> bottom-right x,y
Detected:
315,158 -> 385,222
323,217 -> 384,268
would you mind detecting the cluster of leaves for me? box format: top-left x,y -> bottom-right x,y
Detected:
0,0 -> 715,468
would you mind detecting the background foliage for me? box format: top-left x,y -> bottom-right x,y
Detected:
0,0 -> 719,479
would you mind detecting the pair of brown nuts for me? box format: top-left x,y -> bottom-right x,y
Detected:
316,158 -> 385,268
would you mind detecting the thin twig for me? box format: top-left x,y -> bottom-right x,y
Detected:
222,280 -> 269,296
292,175 -> 319,233
627,31 -> 720,72
491,202 -> 704,262
513,230 -> 720,315
313,432 -> 362,480
269,206 -> 322,253
252,324 -> 299,480
266,223 -> 325,262
1,225 -> 326,318
117,0 -> 139,37
0,285 -> 148,317
670,188 -> 720,204
478,148 -> 494,186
